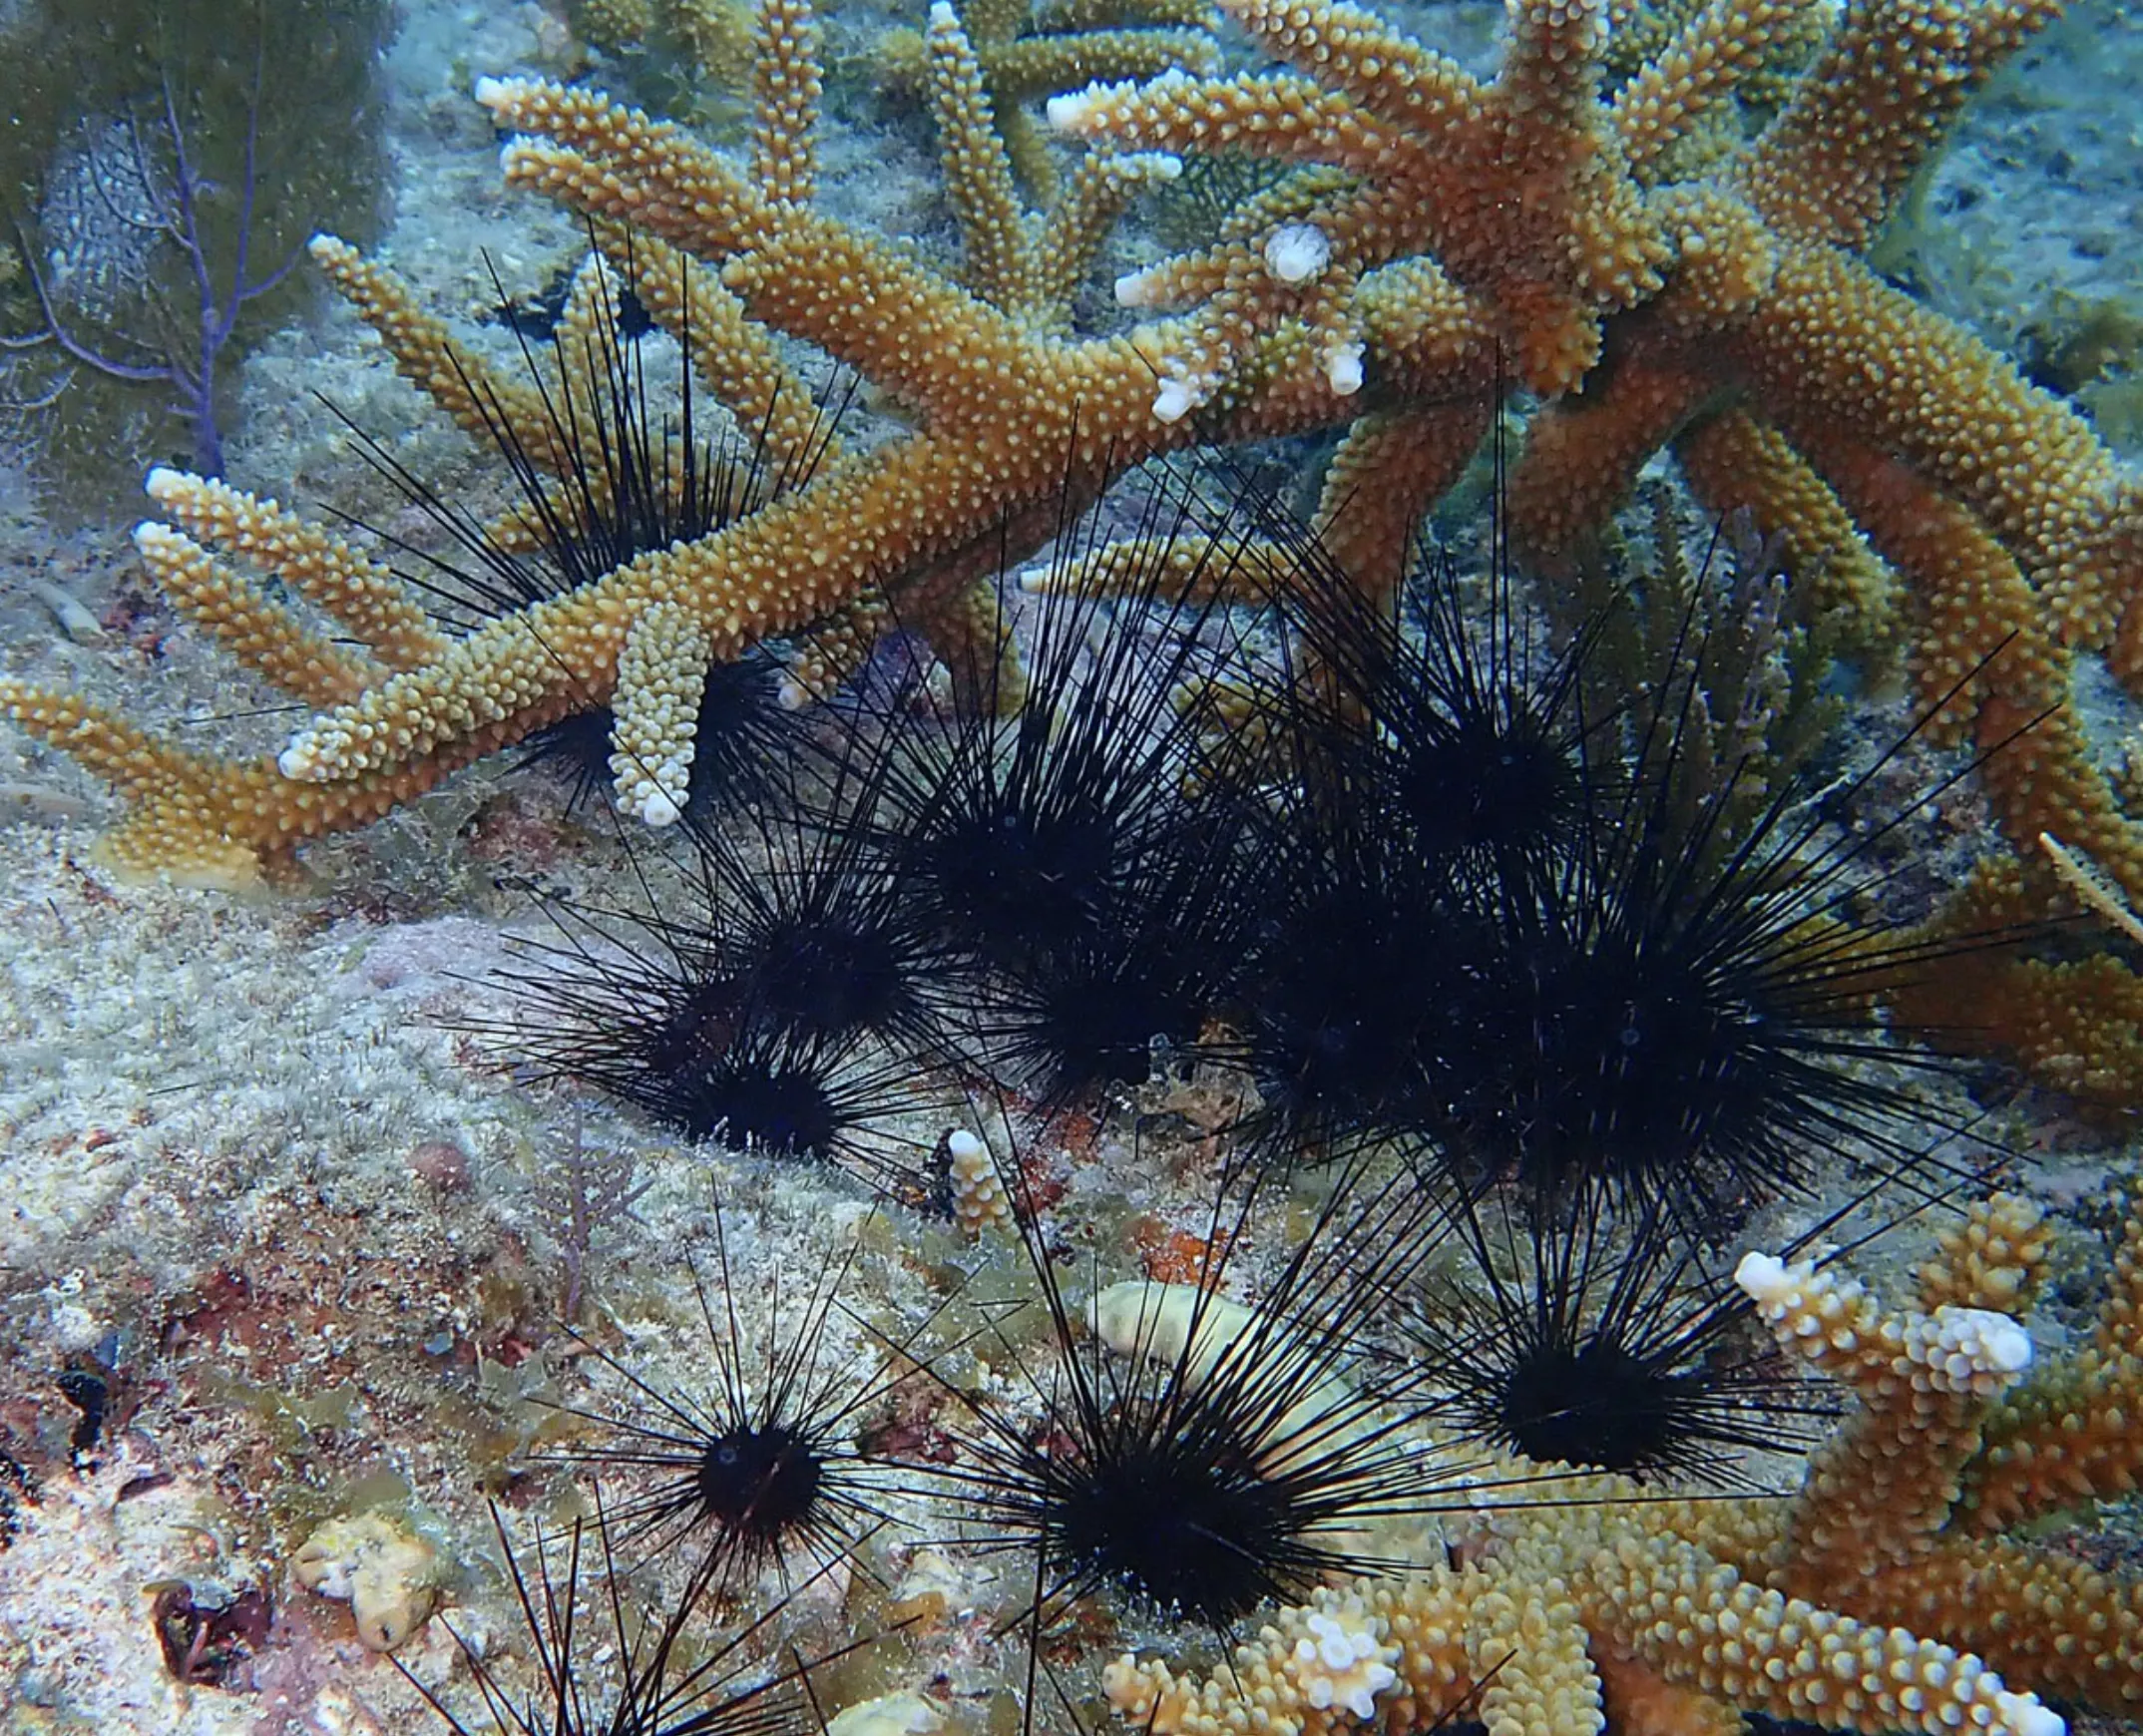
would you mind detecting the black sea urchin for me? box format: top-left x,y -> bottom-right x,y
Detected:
1409,687 -> 2008,1228
854,523 -> 1228,977
675,749 -> 964,1066
916,1144 -> 1491,1632
1395,1193 -> 1830,1485
542,1203 -> 913,1589
1218,505 -> 1599,1165
1224,497 -> 2014,1225
821,496 -> 1270,1108
1273,501 -> 1599,901
487,865 -> 946,1197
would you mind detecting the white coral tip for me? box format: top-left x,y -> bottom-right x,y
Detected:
1152,376 -> 1198,422
1733,1250 -> 1792,1305
472,75 -> 510,109
2002,1694 -> 2063,1736
278,738 -> 322,781
143,466 -> 187,502
1114,265 -> 1163,308
1938,1306 -> 2031,1376
1047,88 -> 1102,134
1263,221 -> 1330,285
1324,339 -> 1364,396
948,1129 -> 985,1160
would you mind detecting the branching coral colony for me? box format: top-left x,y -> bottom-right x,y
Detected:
1098,1193 -> 2143,1736
0,0 -> 2122,1055
2,0 -> 2140,1100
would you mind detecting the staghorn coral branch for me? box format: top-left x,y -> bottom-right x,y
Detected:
609,599 -> 715,824
1727,240 -> 2131,646
1050,72 -> 1400,181
578,225 -> 839,483
1958,1198 -> 2143,1535
480,80 -> 774,255
8,0 -> 2142,1131
1578,1522 -> 2059,1736
1312,403 -> 1496,597
878,0 -> 1219,202
144,467 -> 446,671
1915,1194 -> 2053,1318
1672,407 -> 1901,657
1734,0 -> 2067,250
309,235 -> 564,476
1609,0 -> 1833,183
749,0 -> 822,206
1033,149 -> 1184,319
929,1 -> 1040,307
1735,1250 -> 2031,1580
1855,1534 -> 2143,1714
134,523 -> 382,707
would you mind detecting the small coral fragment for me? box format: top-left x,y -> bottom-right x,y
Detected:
947,1129 -> 1012,1238
291,1511 -> 439,1650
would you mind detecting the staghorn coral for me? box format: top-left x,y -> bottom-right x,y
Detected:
878,0 -> 1221,202
0,0 -> 2139,1099
565,0 -> 762,125
1049,0 -> 2143,895
1886,856 -> 2143,1119
0,0 -> 1274,882
1100,1194 -> 2143,1736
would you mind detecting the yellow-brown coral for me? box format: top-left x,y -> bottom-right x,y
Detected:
1100,1195 -> 2143,1736
3,0 -> 2138,1125
879,0 -> 1221,201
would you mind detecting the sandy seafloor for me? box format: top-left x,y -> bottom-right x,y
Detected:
0,0 -> 2139,1730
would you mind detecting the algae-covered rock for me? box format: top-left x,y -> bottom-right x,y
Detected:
291,1510 -> 439,1651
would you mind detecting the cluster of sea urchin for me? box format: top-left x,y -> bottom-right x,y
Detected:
1227,509 -> 2001,1232
372,245 -> 2048,1726
410,245 -> 1996,1239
